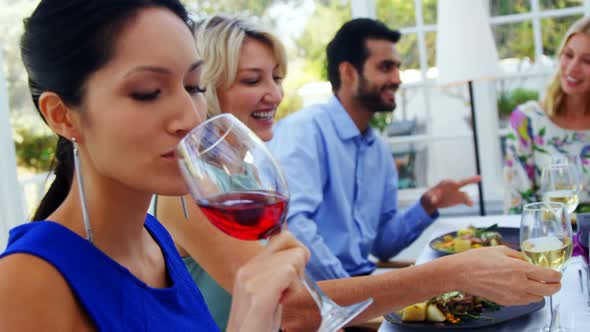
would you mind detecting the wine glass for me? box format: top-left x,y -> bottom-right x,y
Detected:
177,113 -> 373,332
540,162 -> 580,216
520,202 -> 573,332
548,155 -> 586,228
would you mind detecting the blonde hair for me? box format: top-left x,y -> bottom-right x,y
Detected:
544,16 -> 590,116
193,15 -> 287,117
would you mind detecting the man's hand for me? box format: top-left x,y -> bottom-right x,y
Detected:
420,176 -> 481,215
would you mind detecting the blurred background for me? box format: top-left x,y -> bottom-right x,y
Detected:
1,0 -> 588,221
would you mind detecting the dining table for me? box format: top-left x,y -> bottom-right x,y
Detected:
378,214 -> 590,332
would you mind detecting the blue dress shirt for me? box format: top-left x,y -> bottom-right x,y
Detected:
268,96 -> 437,281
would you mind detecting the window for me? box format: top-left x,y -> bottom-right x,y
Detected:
366,0 -> 590,213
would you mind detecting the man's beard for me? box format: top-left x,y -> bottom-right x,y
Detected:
356,75 -> 397,113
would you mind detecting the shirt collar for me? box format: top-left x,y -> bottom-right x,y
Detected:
327,96 -> 377,145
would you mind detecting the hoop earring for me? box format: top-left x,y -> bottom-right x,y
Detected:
72,137 -> 94,243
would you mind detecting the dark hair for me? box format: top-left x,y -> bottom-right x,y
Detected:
326,18 -> 401,92
24,0 -> 192,221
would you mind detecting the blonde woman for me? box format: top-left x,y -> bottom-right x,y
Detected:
156,15 -> 286,330
505,16 -> 590,214
157,15 -> 561,332
196,15 -> 286,141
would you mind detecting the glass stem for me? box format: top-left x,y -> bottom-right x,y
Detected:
547,295 -> 564,332
303,272 -> 331,313
548,295 -> 554,331
301,271 -> 373,332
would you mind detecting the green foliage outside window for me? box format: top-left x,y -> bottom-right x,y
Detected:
539,0 -> 583,10
542,14 -> 582,56
490,0 -> 531,16
493,21 -> 535,60
11,115 -> 56,172
370,113 -> 390,133
497,88 -> 539,119
2,0 -> 587,173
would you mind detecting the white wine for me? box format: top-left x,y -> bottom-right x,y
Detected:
522,236 -> 573,271
542,190 -> 579,214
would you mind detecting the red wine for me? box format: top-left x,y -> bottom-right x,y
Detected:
197,191 -> 288,240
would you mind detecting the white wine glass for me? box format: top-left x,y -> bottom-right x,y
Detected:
549,154 -> 582,175
177,114 -> 373,332
549,155 -> 586,228
540,163 -> 580,215
521,202 -> 573,332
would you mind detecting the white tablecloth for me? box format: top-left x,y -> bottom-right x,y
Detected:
378,215 -> 590,332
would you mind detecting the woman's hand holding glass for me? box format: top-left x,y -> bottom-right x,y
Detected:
177,114 -> 372,332
227,231 -> 309,332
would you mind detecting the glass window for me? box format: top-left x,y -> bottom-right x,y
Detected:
397,33 -> 420,70
430,140 -> 477,185
493,21 -> 535,60
542,14 -> 583,56
425,31 -> 437,68
490,0 -> 531,16
392,141 -> 429,189
393,87 -> 429,127
496,78 -> 543,125
422,0 -> 438,25
377,0 -> 416,28
1,1 -> 37,117
269,0 -> 352,119
539,0 -> 583,10
2,0 -> 50,177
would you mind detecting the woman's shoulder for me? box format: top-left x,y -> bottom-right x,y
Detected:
512,100 -> 546,119
0,252 -> 71,297
0,253 -> 89,330
509,100 -> 551,130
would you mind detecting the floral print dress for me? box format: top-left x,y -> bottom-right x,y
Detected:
504,100 -> 590,214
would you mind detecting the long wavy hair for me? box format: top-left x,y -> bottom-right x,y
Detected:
543,16 -> 590,116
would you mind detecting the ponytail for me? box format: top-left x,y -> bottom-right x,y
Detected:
32,136 -> 73,221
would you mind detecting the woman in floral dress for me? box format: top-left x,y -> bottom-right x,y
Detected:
505,16 -> 590,213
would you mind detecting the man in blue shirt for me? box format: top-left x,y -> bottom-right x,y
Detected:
268,18 -> 480,281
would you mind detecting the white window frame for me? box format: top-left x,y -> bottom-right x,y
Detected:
351,0 -> 590,214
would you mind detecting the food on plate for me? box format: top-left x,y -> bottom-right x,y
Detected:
400,291 -> 501,325
400,302 -> 426,322
400,302 -> 446,322
431,224 -> 504,253
426,303 -> 447,322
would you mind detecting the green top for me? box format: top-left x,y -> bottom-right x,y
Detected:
183,256 -> 232,331
180,163 -> 260,330
207,162 -> 259,192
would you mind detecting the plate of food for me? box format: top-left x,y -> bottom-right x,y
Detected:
384,291 -> 545,330
429,224 -> 520,255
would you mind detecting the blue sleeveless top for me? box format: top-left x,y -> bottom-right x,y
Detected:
0,215 -> 220,332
